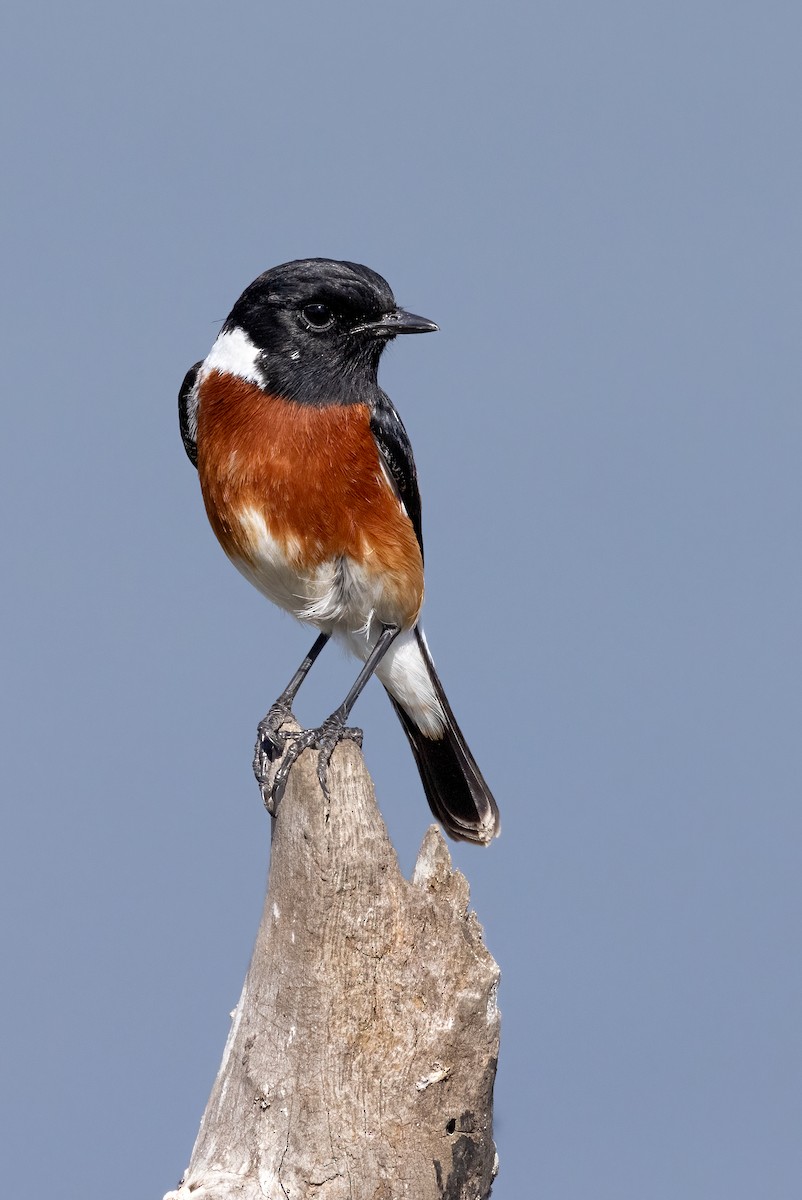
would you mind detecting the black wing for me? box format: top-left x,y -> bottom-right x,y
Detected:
178,361 -> 203,468
370,391 -> 423,559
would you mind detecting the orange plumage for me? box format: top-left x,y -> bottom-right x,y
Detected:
180,257 -> 499,843
196,369 -> 424,630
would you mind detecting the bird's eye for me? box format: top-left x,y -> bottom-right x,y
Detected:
301,303 -> 335,330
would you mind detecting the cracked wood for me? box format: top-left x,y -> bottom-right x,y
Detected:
164,734 -> 500,1200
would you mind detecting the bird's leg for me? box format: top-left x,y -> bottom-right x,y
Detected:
270,623 -> 400,806
253,632 -> 330,792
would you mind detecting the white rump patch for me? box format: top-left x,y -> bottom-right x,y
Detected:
200,326 -> 263,386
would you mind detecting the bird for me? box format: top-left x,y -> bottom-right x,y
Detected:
179,258 -> 499,844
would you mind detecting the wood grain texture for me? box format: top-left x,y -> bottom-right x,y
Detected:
164,736 -> 500,1200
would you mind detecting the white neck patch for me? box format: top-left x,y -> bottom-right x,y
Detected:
201,326 -> 263,386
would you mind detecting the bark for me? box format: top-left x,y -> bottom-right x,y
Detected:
164,735 -> 500,1200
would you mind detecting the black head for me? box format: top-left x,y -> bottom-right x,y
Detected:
222,259 -> 437,406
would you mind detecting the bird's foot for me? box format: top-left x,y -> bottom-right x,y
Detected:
311,712 -> 364,799
255,699 -> 297,758
268,710 -> 363,811
253,701 -> 298,811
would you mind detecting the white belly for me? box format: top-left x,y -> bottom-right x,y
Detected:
230,506 -> 444,734
231,504 -> 388,635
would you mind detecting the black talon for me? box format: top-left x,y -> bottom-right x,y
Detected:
253,623 -> 398,814
266,717 -> 363,807
313,715 -> 363,797
253,705 -> 293,796
252,632 -> 333,805
269,727 -> 318,807
256,702 -> 294,758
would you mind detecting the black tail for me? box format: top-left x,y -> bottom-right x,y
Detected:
386,629 -> 500,845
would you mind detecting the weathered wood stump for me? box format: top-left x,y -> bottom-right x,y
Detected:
164,735 -> 500,1200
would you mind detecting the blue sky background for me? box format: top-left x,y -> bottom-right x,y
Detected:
2,2 -> 801,1196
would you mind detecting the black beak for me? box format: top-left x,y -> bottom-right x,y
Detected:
352,308 -> 439,337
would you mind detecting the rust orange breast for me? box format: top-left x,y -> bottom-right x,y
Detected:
195,370 -> 424,623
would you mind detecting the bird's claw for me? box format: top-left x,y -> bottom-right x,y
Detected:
255,700 -> 295,757
314,714 -> 364,798
266,714 -> 363,811
253,702 -> 298,813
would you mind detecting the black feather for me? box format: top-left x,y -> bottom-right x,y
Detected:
370,391 -> 423,557
387,629 -> 500,845
179,361 -> 202,468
